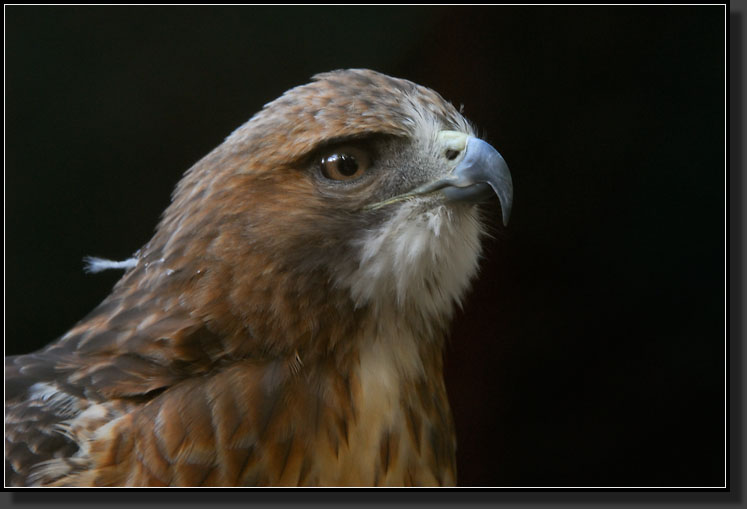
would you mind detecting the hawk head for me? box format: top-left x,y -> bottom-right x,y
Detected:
141,68 -> 512,361
6,69 -> 512,486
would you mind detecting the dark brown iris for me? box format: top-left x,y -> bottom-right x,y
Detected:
320,146 -> 370,181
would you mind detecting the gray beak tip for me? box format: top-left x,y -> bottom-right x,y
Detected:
501,206 -> 511,227
446,137 -> 514,226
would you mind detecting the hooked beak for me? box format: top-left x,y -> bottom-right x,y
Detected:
436,137 -> 513,226
364,134 -> 513,226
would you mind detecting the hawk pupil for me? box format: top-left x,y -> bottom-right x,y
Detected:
338,155 -> 358,176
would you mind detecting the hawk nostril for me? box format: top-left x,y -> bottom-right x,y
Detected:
445,149 -> 459,160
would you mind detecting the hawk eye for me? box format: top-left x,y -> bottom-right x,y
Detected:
320,146 -> 370,181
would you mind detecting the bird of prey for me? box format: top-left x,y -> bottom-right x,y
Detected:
5,69 -> 512,487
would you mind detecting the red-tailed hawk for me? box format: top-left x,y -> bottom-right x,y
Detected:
5,69 -> 512,486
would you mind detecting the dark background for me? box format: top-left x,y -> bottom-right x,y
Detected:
6,6 -> 725,487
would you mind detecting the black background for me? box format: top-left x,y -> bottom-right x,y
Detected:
6,6 -> 725,487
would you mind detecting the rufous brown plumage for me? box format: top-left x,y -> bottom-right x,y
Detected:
5,69 -> 512,486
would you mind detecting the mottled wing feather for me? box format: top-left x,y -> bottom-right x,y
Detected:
4,288 -> 215,485
6,357 -> 79,486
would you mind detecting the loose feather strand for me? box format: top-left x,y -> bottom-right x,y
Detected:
83,256 -> 138,274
